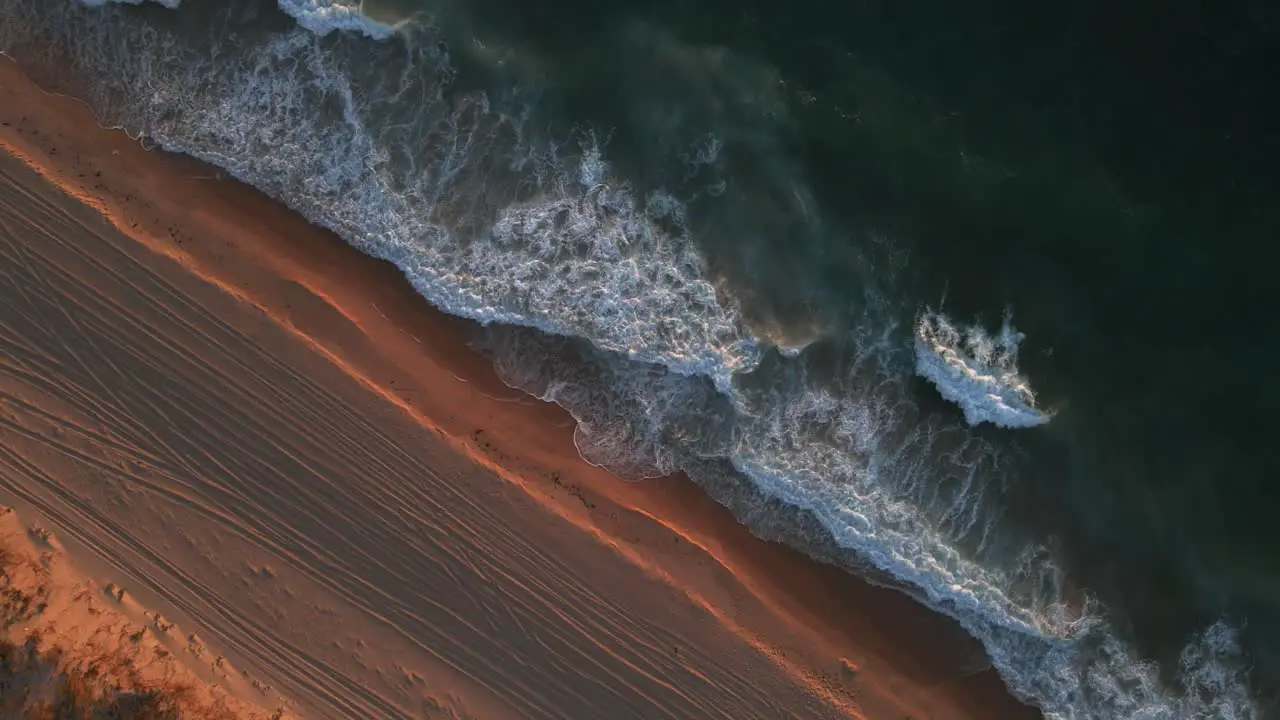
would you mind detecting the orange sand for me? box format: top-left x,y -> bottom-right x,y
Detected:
0,504 -> 283,718
0,56 -> 1040,719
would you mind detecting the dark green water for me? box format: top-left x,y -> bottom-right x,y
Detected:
3,0 -> 1276,716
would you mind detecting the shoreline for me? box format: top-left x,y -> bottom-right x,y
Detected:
0,54 -> 1040,720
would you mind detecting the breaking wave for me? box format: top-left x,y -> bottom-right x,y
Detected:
0,1 -> 1260,718
914,310 -> 1052,428
78,0 -> 399,38
275,1 -> 399,38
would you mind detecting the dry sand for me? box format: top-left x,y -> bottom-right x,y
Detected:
0,504 -> 283,718
0,56 -> 1041,720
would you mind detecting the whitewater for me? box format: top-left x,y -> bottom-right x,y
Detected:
0,1 -> 1260,718
914,310 -> 1051,429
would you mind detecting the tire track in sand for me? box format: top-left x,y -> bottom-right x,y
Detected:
0,142 -> 852,720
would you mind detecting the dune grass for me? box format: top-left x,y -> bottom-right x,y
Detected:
0,523 -> 280,719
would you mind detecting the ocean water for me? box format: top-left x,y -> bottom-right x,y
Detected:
1,1 -> 1276,717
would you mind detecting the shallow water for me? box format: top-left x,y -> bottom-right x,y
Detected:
2,1 -> 1276,717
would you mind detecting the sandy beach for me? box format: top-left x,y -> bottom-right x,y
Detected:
0,55 -> 1040,720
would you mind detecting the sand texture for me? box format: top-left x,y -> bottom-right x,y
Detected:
0,504 -> 284,718
0,56 -> 1039,720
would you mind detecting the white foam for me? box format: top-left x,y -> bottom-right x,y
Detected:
725,386 -> 1256,719
76,0 -> 400,40
274,0 -> 397,39
914,309 -> 1051,428
75,0 -> 182,8
106,25 -> 759,392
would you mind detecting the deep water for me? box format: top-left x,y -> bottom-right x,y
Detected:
1,1 -> 1277,717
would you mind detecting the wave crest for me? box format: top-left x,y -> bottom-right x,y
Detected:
275,0 -> 397,38
915,310 -> 1051,428
77,0 -> 399,39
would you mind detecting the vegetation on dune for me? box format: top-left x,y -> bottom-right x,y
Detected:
0,527 -> 278,719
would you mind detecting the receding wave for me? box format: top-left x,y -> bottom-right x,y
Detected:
0,2 -> 1258,718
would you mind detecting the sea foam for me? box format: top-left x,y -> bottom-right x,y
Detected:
915,310 -> 1051,428
275,0 -> 397,39
77,0 -> 398,39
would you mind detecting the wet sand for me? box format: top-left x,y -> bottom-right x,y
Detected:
0,56 -> 1041,719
